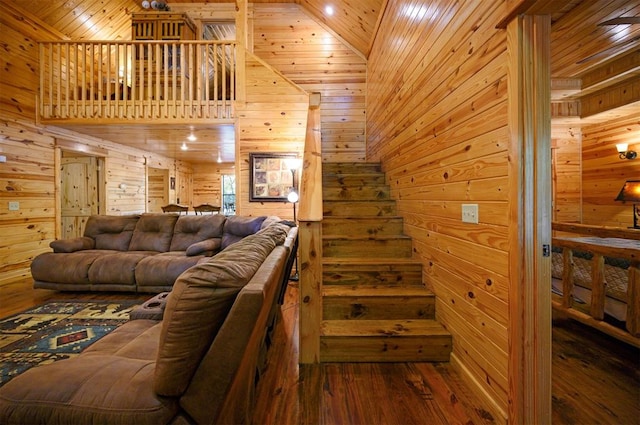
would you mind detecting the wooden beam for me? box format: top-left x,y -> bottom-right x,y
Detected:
581,50 -> 640,92
581,79 -> 640,118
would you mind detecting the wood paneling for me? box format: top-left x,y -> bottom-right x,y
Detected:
367,0 -> 510,420
192,162 -> 235,207
236,53 -> 309,219
552,126 -> 582,223
581,112 -> 640,227
252,3 -> 367,162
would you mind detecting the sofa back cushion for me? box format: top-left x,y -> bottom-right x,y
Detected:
169,214 -> 226,251
129,213 -> 179,252
221,215 -> 267,249
84,214 -> 140,251
153,223 -> 288,397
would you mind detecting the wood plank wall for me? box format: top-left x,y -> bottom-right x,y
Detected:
0,2 -> 182,287
252,3 -> 367,162
192,162 -> 235,207
581,112 -> 640,227
235,53 -> 309,219
366,0 -> 509,420
552,125 -> 582,223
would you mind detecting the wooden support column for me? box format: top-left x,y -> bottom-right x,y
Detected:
299,92 -> 322,364
507,14 -> 552,424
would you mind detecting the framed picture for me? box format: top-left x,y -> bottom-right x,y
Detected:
249,152 -> 298,202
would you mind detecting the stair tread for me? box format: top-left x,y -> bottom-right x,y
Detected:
323,286 -> 432,297
321,319 -> 450,337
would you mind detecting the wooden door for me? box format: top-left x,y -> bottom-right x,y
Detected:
147,167 -> 169,212
61,156 -> 99,238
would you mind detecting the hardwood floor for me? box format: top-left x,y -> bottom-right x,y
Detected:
2,278 -> 638,424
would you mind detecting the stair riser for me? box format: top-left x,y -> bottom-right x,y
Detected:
320,336 -> 452,362
323,297 -> 435,320
323,163 -> 382,174
323,201 -> 397,217
323,174 -> 386,187
323,268 -> 423,286
323,186 -> 390,201
323,218 -> 404,236
323,239 -> 413,258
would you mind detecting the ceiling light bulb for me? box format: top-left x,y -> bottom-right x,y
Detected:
325,5 -> 334,16
187,134 -> 197,142
181,142 -> 188,151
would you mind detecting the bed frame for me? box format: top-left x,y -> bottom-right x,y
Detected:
552,222 -> 640,348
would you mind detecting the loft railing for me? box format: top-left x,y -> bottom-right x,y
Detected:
38,40 -> 238,122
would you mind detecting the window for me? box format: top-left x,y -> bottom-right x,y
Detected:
222,174 -> 235,215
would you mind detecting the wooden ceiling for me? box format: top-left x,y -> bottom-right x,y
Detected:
8,0 -> 640,163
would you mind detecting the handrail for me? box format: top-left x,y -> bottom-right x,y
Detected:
552,221 -> 640,240
39,40 -> 238,122
298,92 -> 323,364
551,232 -> 640,347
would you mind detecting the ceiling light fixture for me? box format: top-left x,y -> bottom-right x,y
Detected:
217,152 -> 222,163
187,134 -> 197,142
325,5 -> 334,16
181,142 -> 188,151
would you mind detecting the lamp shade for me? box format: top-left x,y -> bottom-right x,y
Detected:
615,180 -> 640,203
615,143 -> 628,154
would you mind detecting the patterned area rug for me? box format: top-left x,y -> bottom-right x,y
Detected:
0,300 -> 140,387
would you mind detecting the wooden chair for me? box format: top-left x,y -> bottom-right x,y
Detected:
161,204 -> 189,214
193,203 -> 221,215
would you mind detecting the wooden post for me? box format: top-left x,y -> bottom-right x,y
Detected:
627,265 -> 640,336
561,248 -> 574,308
507,14 -> 552,424
590,254 -> 606,320
299,92 -> 322,364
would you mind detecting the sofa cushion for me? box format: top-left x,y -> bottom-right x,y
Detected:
84,214 -> 140,251
0,354 -> 178,425
135,252 -> 204,290
31,250 -> 116,285
50,236 -> 95,253
169,214 -> 226,251
153,223 -> 287,397
129,213 -> 179,252
88,251 -> 156,286
221,215 -> 267,249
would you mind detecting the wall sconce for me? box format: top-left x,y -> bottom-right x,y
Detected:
616,143 -> 637,160
614,180 -> 640,229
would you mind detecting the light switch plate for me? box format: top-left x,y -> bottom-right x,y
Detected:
461,204 -> 478,224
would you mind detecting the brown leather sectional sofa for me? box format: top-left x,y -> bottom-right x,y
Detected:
31,213 -> 278,293
0,219 -> 298,424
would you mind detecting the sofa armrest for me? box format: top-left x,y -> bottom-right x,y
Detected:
185,238 -> 222,256
50,236 -> 95,253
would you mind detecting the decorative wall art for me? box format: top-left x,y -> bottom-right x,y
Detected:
249,153 -> 297,202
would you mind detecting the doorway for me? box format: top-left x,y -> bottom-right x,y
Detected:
147,167 -> 169,212
60,153 -> 104,238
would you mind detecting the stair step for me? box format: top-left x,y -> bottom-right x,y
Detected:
323,162 -> 382,175
323,258 -> 423,286
323,200 -> 397,217
323,185 -> 390,201
323,286 -> 435,320
320,319 -> 452,362
323,236 -> 413,258
323,216 -> 404,236
322,173 -> 387,187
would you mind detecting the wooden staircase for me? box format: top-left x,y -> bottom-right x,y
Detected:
320,162 -> 452,362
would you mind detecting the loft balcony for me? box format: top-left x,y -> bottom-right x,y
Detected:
38,40 -> 240,124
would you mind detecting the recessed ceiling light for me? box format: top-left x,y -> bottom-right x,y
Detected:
325,5 -> 334,16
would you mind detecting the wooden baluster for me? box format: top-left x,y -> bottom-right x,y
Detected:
626,264 -> 640,336
561,248 -> 574,308
590,254 -> 605,320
